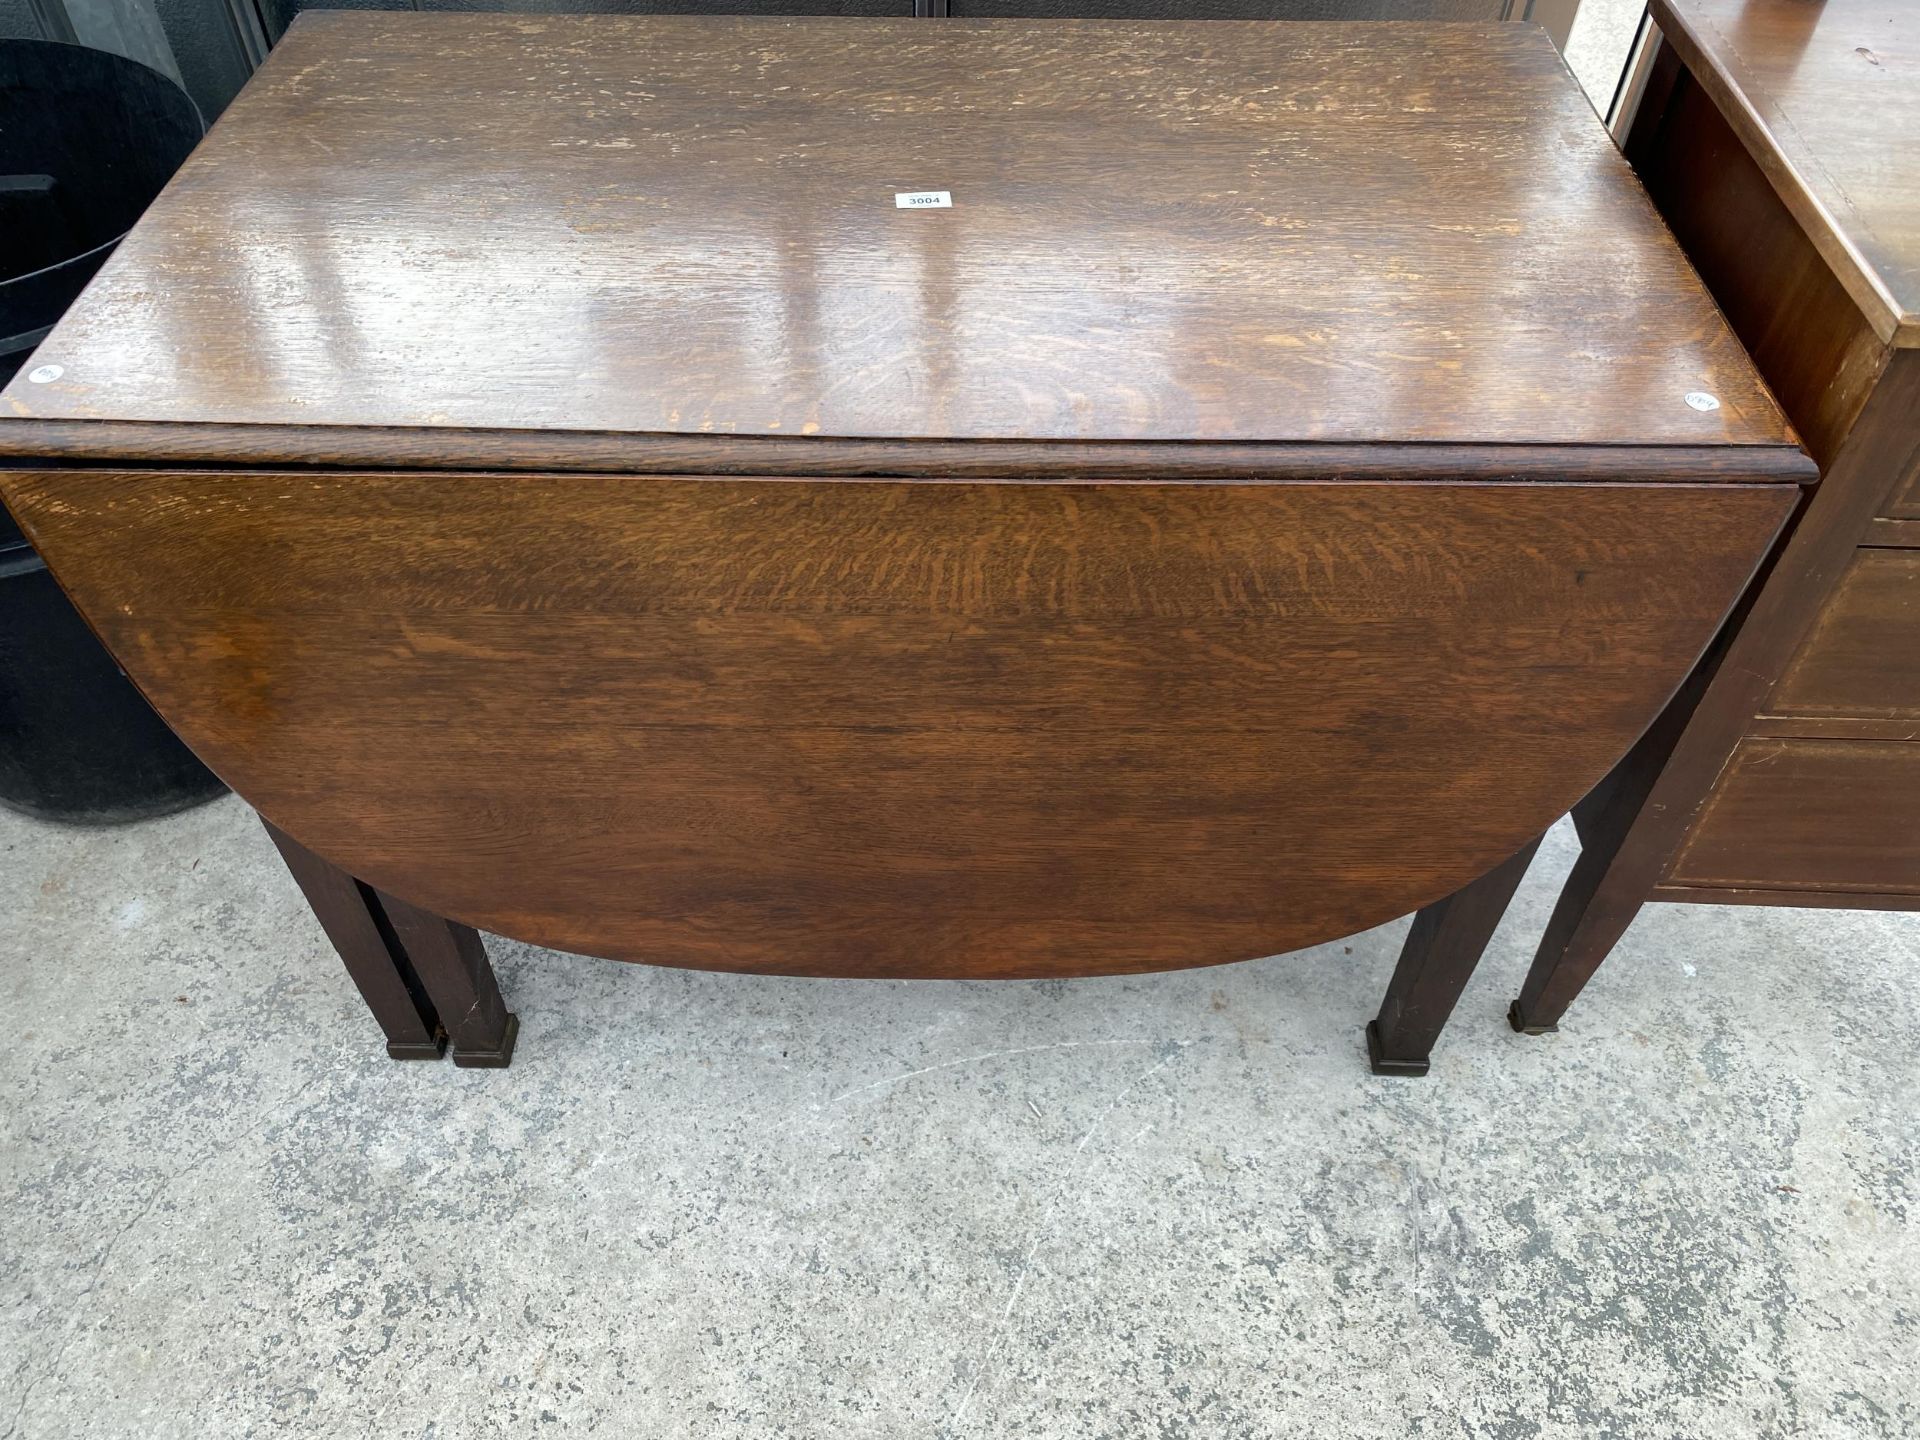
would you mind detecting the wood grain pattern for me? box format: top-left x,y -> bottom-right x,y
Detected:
1665,738 -> 1920,895
0,12 -> 1795,451
1652,0 -> 1920,347
2,469 -> 1792,978
1890,466 -> 1920,521
1865,517 -> 1920,547
1765,548 -> 1920,723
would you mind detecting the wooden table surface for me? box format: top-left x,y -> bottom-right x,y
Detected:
5,12 -> 1794,452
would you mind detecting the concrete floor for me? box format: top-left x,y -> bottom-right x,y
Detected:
3,794 -> 1917,1437
1563,0 -> 1646,117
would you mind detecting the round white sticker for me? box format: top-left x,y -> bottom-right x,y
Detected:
26,364 -> 64,384
1683,391 -> 1721,412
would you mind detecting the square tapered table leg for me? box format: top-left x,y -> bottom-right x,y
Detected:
1368,836 -> 1544,1077
262,818 -> 445,1060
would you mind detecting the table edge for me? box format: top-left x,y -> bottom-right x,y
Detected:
0,421 -> 1818,485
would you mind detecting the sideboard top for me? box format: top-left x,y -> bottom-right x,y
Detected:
3,13 -> 1799,453
1654,0 -> 1920,348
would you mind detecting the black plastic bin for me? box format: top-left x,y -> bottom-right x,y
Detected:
2,39 -> 205,380
1,39 -> 224,822
0,517 -> 227,822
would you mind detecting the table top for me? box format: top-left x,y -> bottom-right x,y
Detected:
1653,0 -> 1919,348
2,13 -> 1798,457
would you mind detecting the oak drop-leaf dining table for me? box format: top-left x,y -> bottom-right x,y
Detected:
0,14 -> 1810,1071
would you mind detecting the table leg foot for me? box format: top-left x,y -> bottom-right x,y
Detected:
377,890 -> 517,1069
1507,999 -> 1559,1036
1365,1019 -> 1431,1077
1367,835 -> 1543,1078
384,1037 -> 449,1061
447,1011 -> 518,1069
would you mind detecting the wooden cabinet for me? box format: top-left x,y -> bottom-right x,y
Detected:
1506,0 -> 1920,1036
1766,549 -> 1920,726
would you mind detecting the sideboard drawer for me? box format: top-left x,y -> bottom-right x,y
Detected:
1667,738 -> 1920,895
1769,549 -> 1920,721
1889,463 -> 1920,521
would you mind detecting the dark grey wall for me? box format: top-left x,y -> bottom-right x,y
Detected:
232,0 -> 1537,110
258,0 -> 1512,45
151,0 -> 252,114
1,0 -> 51,38
2,0 -> 250,118
952,0 -> 1504,14
261,0 -> 914,42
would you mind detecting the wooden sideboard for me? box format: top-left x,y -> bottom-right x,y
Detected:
1502,0 -> 1920,1037
0,14 -> 1806,1068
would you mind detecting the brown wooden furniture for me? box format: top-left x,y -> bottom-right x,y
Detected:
1497,0 -> 1920,1038
0,13 -> 1807,1070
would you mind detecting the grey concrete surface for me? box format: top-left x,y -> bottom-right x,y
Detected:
1562,0 -> 1645,115
3,793 -> 1916,1438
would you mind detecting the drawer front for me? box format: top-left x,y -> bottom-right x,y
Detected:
1768,549 -> 1920,720
1890,462 -> 1920,521
1667,738 -> 1920,895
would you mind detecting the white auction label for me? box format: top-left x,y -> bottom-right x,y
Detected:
895,191 -> 952,209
